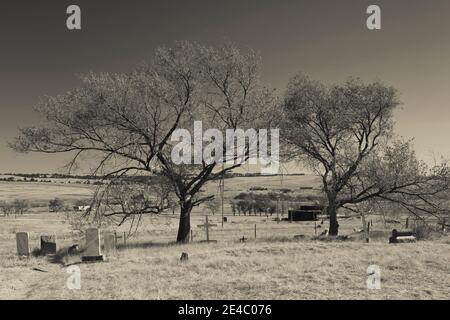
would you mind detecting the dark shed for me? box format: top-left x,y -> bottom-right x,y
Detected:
288,205 -> 323,221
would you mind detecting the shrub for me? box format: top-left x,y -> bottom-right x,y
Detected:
411,223 -> 434,240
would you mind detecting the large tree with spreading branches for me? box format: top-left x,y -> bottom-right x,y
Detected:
11,41 -> 275,243
280,74 -> 450,235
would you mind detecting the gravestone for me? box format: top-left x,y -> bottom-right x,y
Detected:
16,232 -> 30,257
103,233 -> 116,255
180,252 -> 189,263
40,235 -> 57,255
82,228 -> 103,262
114,231 -> 127,247
389,229 -> 416,244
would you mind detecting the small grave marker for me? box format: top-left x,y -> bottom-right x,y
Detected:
389,229 -> 416,244
180,252 -> 189,263
197,216 -> 217,242
16,232 -> 30,257
114,231 -> 127,247
40,235 -> 57,255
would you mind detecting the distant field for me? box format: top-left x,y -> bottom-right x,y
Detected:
0,174 -> 320,206
0,181 -> 94,205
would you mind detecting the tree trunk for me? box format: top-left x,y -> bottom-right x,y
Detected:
327,194 -> 339,236
328,206 -> 339,236
176,203 -> 193,243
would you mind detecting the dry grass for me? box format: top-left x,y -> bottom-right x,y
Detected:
1,237 -> 449,300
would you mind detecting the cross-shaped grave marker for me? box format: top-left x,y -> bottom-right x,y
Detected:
197,215 -> 217,242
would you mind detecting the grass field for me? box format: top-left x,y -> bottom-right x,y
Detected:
0,181 -> 94,206
0,175 -> 449,300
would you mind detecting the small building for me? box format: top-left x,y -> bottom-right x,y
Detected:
288,205 -> 323,221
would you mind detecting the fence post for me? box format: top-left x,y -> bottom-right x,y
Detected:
254,224 -> 257,239
361,213 -> 369,243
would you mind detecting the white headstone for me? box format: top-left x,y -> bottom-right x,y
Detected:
16,232 -> 30,256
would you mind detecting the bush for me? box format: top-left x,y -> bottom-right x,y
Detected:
411,223 -> 434,240
49,198 -> 64,213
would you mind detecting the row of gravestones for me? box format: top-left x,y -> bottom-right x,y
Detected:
16,228 -> 121,261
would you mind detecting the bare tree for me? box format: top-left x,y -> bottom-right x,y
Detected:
49,198 -> 65,213
10,42 -> 204,237
155,42 -> 276,242
94,176 -> 174,236
12,199 -> 29,217
204,198 -> 220,216
11,41 -> 275,243
0,201 -> 13,217
280,74 -> 450,235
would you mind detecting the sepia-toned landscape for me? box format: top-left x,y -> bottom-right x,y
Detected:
1,1 -> 450,303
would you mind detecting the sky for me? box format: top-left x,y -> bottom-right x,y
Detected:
1,0 -> 450,173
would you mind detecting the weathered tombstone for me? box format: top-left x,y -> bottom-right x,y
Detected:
389,229 -> 416,244
40,235 -> 57,255
68,244 -> 79,255
180,252 -> 189,263
82,228 -> 103,262
16,232 -> 30,257
114,231 -> 127,247
103,233 -> 116,255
